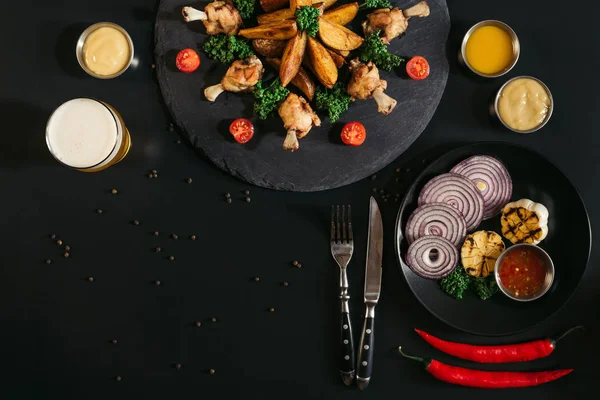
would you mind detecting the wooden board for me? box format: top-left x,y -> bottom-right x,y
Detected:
154,0 -> 450,191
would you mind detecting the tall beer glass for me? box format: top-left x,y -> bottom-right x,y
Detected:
46,98 -> 131,172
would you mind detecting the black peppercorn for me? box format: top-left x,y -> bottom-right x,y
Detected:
88,277 -> 94,282
97,209 -> 103,214
283,282 -> 289,287
171,234 -> 178,239
169,256 -> 175,261
65,245 -> 71,251
209,369 -> 215,375
254,277 -> 260,282
292,260 -> 299,266
64,252 -> 70,258
176,140 -> 181,144
211,317 -> 217,323
245,197 -> 251,203
297,263 -> 302,268
396,168 -> 401,173
111,189 -> 118,194
155,247 -> 162,252
371,175 -> 376,180
154,231 -> 159,236
175,364 -> 182,370
269,307 -> 275,312
115,376 -> 122,382
155,280 -> 161,286
111,339 -> 118,344
190,235 -> 196,240
244,190 -> 250,195
152,170 -> 157,174
225,193 -> 231,198
195,321 -> 202,327
148,173 -> 154,179
46,259 -> 52,264
50,234 -> 56,240
151,63 -> 156,69
152,173 -> 158,178
186,178 -> 192,184
133,220 -> 140,226
57,240 -> 63,246
226,198 -> 232,204
372,188 -> 377,193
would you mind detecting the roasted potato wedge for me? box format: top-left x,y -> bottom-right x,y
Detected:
260,0 -> 336,12
266,57 -> 316,100
326,49 -> 345,68
257,8 -> 295,25
280,31 -> 307,87
260,0 -> 288,12
252,39 -> 287,58
323,2 -> 358,26
290,0 -> 312,9
307,37 -> 337,88
238,20 -> 298,40
317,17 -> 364,50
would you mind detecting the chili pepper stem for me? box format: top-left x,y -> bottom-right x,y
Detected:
398,346 -> 432,368
551,325 -> 585,346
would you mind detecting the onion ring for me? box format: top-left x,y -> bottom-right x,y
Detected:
450,155 -> 513,219
418,173 -> 484,231
405,203 -> 467,247
406,236 -> 459,279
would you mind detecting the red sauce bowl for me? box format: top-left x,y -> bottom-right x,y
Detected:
494,243 -> 555,302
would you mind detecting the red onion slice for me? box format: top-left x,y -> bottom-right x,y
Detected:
405,203 -> 467,247
418,173 -> 484,231
450,155 -> 513,219
406,236 -> 458,279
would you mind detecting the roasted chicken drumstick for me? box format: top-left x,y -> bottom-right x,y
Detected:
278,93 -> 321,152
362,1 -> 430,44
204,56 -> 264,102
182,0 -> 243,35
347,58 -> 397,115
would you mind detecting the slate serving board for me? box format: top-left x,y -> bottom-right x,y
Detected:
154,0 -> 450,191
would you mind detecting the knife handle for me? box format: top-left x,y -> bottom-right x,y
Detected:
356,305 -> 375,390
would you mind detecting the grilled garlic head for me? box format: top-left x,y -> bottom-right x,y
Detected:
501,199 -> 549,245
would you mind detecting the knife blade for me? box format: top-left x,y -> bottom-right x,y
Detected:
356,196 -> 383,390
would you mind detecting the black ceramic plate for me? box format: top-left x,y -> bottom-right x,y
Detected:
154,0 -> 450,191
394,142 -> 591,336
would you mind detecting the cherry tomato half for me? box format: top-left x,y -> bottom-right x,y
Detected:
341,122 -> 366,146
176,48 -> 200,73
229,118 -> 255,144
406,56 -> 430,80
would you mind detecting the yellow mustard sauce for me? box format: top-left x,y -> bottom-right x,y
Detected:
465,25 -> 514,75
498,78 -> 551,132
83,27 -> 130,76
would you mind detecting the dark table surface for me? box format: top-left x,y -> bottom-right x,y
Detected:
1,0 -> 598,399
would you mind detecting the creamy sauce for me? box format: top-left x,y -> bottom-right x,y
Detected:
83,27 -> 130,76
498,78 -> 551,131
465,25 -> 514,75
46,98 -> 118,168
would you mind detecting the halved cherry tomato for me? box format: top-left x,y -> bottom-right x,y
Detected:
229,118 -> 254,144
176,48 -> 200,73
341,122 -> 366,146
406,56 -> 429,80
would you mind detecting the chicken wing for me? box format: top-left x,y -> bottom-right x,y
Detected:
278,93 -> 321,151
204,56 -> 264,102
347,58 -> 397,115
182,1 -> 243,35
362,1 -> 430,44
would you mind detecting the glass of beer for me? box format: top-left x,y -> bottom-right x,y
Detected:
46,98 -> 131,172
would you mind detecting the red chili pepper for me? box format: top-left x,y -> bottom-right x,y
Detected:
414,326 -> 584,363
398,347 -> 573,388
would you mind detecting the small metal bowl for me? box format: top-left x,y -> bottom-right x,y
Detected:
76,22 -> 134,79
460,20 -> 520,78
494,244 -> 555,302
492,75 -> 554,134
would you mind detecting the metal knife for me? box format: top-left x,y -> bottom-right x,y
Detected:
356,196 -> 383,391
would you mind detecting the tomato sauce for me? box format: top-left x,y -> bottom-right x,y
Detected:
498,247 -> 547,298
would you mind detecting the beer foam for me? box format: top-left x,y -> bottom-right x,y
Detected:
46,98 -> 117,168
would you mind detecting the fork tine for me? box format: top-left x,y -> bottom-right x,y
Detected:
342,205 -> 347,243
347,205 -> 353,242
330,206 -> 335,243
336,205 -> 341,243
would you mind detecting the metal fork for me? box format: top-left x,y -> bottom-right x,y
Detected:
330,205 -> 355,386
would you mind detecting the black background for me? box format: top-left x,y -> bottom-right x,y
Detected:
1,0 -> 597,399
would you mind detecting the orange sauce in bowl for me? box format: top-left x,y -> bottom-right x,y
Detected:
465,25 -> 514,75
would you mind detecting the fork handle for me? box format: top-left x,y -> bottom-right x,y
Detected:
340,297 -> 355,386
